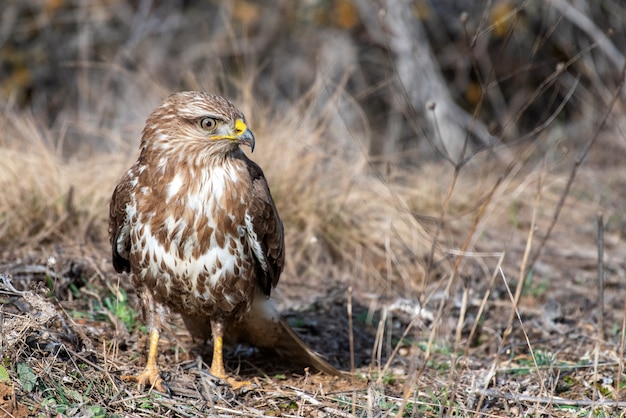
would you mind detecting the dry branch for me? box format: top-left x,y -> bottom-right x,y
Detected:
478,388 -> 624,409
545,0 -> 625,72
354,0 -> 498,161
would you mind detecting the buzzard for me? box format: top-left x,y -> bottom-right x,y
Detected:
109,91 -> 340,391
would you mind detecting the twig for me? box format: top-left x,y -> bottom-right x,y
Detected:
545,0 -> 625,71
5,265 -> 60,281
347,286 -> 355,377
506,159 -> 545,336
477,388 -> 626,409
371,307 -> 387,371
444,272 -> 471,416
467,251 -> 505,348
528,63 -> 626,270
496,265 -> 549,411
597,213 -> 605,341
618,301 -> 626,408
0,274 -> 26,296
289,387 -> 354,418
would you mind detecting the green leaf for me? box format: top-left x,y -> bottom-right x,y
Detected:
89,406 -> 107,418
0,363 -> 9,381
17,362 -> 37,392
63,387 -> 85,403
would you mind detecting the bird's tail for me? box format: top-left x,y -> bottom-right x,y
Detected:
274,317 -> 345,377
229,295 -> 345,377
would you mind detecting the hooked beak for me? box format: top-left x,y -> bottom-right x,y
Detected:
234,119 -> 255,152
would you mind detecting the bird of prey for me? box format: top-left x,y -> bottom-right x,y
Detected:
109,91 -> 340,391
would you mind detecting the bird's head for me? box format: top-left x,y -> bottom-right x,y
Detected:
140,91 -> 255,160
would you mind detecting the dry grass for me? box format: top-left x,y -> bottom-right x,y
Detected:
2,1 -> 626,417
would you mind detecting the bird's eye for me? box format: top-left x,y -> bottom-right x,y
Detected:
199,117 -> 217,130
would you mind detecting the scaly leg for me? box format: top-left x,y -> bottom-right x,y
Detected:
209,319 -> 227,379
123,286 -> 168,393
122,327 -> 167,392
210,319 -> 250,389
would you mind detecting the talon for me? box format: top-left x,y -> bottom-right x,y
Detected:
209,364 -> 252,389
207,371 -> 252,390
209,320 -> 252,390
122,365 -> 169,394
226,377 -> 253,390
124,328 -> 170,394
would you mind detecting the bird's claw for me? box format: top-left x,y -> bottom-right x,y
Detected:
122,367 -> 170,395
224,377 -> 253,390
209,369 -> 253,390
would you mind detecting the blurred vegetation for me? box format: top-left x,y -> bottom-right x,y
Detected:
2,0 -> 624,159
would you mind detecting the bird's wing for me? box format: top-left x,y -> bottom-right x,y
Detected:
244,158 -> 285,296
109,170 -> 133,273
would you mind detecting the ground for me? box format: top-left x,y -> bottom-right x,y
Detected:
2,139 -> 626,416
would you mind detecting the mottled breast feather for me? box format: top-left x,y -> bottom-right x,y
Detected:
109,91 -> 285,323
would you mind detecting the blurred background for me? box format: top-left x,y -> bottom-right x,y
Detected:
2,1 -> 626,415
3,0 -> 625,158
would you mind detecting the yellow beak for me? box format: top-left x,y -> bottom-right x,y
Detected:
234,119 -> 255,152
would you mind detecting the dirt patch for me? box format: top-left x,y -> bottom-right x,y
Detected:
0,381 -> 30,418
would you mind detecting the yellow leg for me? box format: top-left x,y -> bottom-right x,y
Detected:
209,320 -> 226,379
123,328 -> 168,393
209,320 -> 250,389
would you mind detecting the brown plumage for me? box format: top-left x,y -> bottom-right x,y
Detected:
109,91 -> 340,392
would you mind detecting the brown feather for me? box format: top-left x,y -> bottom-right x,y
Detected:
275,318 -> 344,377
244,156 -> 284,295
109,91 -> 341,384
109,169 -> 133,273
